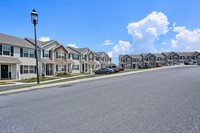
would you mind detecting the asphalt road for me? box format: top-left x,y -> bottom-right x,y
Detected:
0,66 -> 200,133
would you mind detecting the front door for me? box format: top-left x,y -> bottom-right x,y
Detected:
1,65 -> 8,79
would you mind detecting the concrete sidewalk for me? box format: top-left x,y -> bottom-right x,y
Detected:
0,65 -> 195,95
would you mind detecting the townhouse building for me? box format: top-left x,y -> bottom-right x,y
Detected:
66,46 -> 81,73
0,33 -> 37,80
95,52 -> 111,68
119,51 -> 199,69
162,52 -> 180,65
94,52 -> 101,70
67,47 -> 95,73
0,33 -> 113,80
191,51 -> 200,63
119,54 -> 144,69
140,53 -> 157,67
154,53 -> 167,66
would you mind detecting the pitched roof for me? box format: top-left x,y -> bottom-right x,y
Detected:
153,53 -> 165,58
162,52 -> 174,56
66,47 -> 80,54
94,52 -> 101,57
76,48 -> 89,53
0,33 -> 35,49
25,38 -> 54,48
191,51 -> 199,56
96,52 -> 109,57
130,54 -> 143,59
176,52 -> 193,56
140,53 -> 152,58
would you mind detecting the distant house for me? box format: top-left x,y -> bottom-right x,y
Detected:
119,54 -> 143,69
191,51 -> 200,63
162,52 -> 180,65
96,52 -> 111,68
153,53 -> 167,66
177,52 -> 193,64
140,53 -> 156,67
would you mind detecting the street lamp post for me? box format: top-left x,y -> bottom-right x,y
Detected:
31,9 -> 40,84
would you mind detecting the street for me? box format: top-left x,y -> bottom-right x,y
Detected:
0,66 -> 200,133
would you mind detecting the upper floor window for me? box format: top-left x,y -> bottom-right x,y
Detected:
96,57 -> 100,61
21,48 -> 35,58
173,55 -> 178,59
3,45 -> 11,55
149,56 -> 155,60
183,56 -> 189,59
127,58 -> 131,61
73,54 -> 79,60
82,55 -> 87,60
68,53 -> 71,59
57,51 -> 65,59
44,50 -> 49,58
89,54 -> 94,60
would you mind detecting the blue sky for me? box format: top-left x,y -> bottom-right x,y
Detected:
1,0 -> 200,63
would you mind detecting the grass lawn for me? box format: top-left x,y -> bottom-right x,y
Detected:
0,82 -> 15,85
20,77 -> 58,83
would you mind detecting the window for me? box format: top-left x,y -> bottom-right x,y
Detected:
150,56 -> 155,60
57,52 -> 65,59
73,54 -> 79,60
68,54 -> 71,59
29,66 -> 35,73
23,65 -> 29,74
73,65 -> 79,70
29,50 -> 35,58
23,48 -> 35,58
44,50 -> 49,58
20,65 -> 36,74
96,57 -> 100,61
89,54 -> 93,60
23,49 -> 29,57
173,55 -> 178,59
3,45 -> 11,55
127,58 -> 131,61
82,55 -> 87,60
57,65 -> 65,71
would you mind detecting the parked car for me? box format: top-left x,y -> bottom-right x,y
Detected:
108,66 -> 119,73
118,67 -> 125,71
184,61 -> 193,65
95,68 -> 114,74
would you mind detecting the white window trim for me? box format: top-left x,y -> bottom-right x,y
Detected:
2,45 -> 11,56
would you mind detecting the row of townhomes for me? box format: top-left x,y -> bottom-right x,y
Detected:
119,52 -> 200,69
0,33 -> 112,80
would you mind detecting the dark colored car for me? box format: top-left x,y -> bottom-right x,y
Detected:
118,67 -> 124,71
95,68 -> 114,74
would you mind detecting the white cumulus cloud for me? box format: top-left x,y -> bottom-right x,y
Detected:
171,24 -> 200,51
101,39 -> 114,46
68,43 -> 78,48
107,51 -> 113,58
39,36 -> 50,42
127,11 -> 170,53
111,40 -> 131,58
